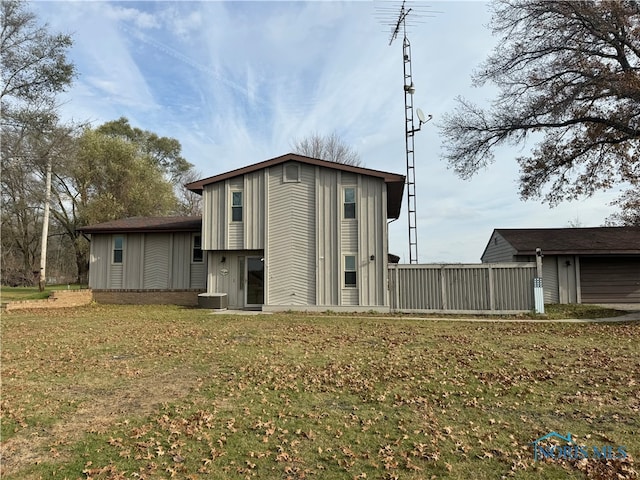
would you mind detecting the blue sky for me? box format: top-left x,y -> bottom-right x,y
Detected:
33,0 -> 622,262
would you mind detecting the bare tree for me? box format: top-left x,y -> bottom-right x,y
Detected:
440,0 -> 639,209
291,131 -> 362,166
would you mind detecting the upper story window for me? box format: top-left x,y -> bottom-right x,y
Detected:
284,163 -> 300,182
113,236 -> 123,264
343,187 -> 356,219
344,255 -> 357,287
231,191 -> 243,222
192,234 -> 203,263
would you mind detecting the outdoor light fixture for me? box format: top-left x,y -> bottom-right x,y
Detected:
221,256 -> 226,263
404,82 -> 415,94
370,255 -> 375,261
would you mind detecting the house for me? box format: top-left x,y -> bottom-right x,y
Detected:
78,216 -> 206,305
185,153 -> 405,311
80,153 -> 405,311
481,227 -> 640,304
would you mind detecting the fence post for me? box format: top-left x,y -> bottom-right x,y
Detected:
440,266 -> 448,310
488,265 -> 495,311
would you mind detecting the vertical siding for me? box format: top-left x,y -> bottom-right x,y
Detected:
171,233 -> 191,289
88,235 -> 110,289
227,177 -> 244,249
316,168 -> 339,306
340,172 -> 358,306
542,256 -> 560,303
244,171 -> 265,249
357,176 -> 386,306
267,163 -> 316,305
143,234 -> 170,289
124,234 -> 144,289
203,183 -> 225,250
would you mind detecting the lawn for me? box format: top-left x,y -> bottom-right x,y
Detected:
1,305 -> 637,479
0,285 -> 85,303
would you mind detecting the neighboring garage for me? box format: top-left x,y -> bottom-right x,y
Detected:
580,257 -> 640,304
481,227 -> 640,305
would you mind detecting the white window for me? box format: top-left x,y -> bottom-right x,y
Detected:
113,236 -> 123,264
231,191 -> 243,222
344,255 -> 357,287
192,234 -> 203,263
344,187 -> 356,219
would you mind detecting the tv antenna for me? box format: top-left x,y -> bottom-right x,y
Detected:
376,0 -> 435,264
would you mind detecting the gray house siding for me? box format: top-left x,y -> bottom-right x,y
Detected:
87,232 -> 205,290
266,163 -> 316,306
357,175 -> 387,306
144,234 -> 169,289
316,168 -> 340,306
481,232 -> 517,263
542,256 -> 560,303
200,161 -> 391,309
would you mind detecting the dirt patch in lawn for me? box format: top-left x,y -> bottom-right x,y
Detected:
0,367 -> 203,476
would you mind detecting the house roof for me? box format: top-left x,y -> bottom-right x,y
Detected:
185,153 -> 406,219
78,216 -> 202,234
487,227 -> 640,256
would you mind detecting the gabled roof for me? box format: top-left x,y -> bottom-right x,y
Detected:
185,153 -> 406,219
78,216 -> 202,234
487,227 -> 640,256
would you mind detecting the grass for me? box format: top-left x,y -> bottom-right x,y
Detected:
0,284 -> 85,303
1,305 -> 638,479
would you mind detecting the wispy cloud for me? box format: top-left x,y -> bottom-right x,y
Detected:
33,0 -> 622,262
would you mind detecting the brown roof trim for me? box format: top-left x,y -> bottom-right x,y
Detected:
185,152 -> 406,219
186,153 -> 405,192
78,216 -> 202,234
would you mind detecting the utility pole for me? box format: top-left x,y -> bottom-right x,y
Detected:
39,156 -> 53,291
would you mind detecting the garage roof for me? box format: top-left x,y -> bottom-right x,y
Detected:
489,227 -> 640,256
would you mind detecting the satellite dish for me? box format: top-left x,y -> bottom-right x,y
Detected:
416,108 -> 426,124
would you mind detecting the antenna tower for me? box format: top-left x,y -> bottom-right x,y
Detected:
378,1 -> 434,264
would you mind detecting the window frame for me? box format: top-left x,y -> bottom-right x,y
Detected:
231,191 -> 243,222
344,254 -> 357,288
112,235 -> 124,264
192,234 -> 203,263
343,187 -> 356,220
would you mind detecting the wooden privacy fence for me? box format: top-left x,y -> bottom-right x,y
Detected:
389,263 -> 537,313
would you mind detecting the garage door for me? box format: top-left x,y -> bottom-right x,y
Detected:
580,257 -> 640,303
